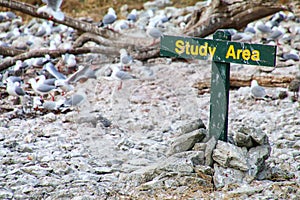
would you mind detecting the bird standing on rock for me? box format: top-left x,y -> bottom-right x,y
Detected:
102,7 -> 117,31
37,0 -> 65,21
127,9 -> 138,27
255,20 -> 272,36
288,74 -> 300,101
146,22 -> 164,46
250,80 -> 271,100
119,48 -> 133,71
6,80 -> 27,104
28,77 -> 57,100
108,65 -> 137,90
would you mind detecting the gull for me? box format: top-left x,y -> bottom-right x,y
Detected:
28,77 -> 57,100
146,22 -> 164,45
109,65 -> 137,90
64,93 -> 86,108
113,20 -> 130,32
281,50 -> 300,62
250,80 -> 270,100
127,9 -> 137,21
4,75 -> 22,84
32,55 -> 51,67
62,90 -> 87,112
127,9 -> 138,26
103,7 -> 117,30
270,11 -> 286,24
289,25 -> 300,36
267,26 -> 286,44
36,75 -> 56,86
244,23 -> 256,34
0,11 -> 16,21
37,0 -> 65,21
6,80 -> 26,98
288,74 -> 300,100
42,98 -> 65,111
54,65 -> 97,94
43,62 -> 67,80
119,48 -> 133,71
255,20 -> 272,35
149,11 -> 169,27
35,21 -> 52,37
5,27 -> 20,41
232,32 -> 254,43
33,96 -> 44,110
6,79 -> 28,105
62,53 -> 77,69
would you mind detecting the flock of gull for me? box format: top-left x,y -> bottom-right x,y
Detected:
0,0 -> 300,114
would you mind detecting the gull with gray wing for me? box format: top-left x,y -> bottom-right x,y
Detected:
37,0 -> 65,21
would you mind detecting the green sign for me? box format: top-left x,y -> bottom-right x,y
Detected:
160,30 -> 277,142
160,35 -> 277,67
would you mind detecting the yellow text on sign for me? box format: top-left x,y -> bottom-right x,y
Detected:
175,40 -> 216,58
225,45 -> 260,61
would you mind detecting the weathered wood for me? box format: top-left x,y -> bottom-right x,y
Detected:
193,74 -> 294,94
0,44 -> 159,71
184,0 -> 290,37
0,47 -> 118,71
0,46 -> 25,57
0,0 -> 109,36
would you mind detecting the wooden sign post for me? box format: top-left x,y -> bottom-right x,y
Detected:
160,30 -> 277,141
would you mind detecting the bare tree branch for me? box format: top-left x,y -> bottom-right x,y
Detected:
0,43 -> 159,71
184,0 -> 290,37
0,47 -> 118,71
0,0 -> 109,36
0,46 -> 25,57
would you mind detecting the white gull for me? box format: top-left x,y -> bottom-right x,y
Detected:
37,0 -> 65,21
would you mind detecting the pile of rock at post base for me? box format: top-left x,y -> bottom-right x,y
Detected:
120,118 -> 295,198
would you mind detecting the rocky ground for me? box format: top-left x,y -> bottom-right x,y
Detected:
0,58 -> 299,199
0,1 -> 300,199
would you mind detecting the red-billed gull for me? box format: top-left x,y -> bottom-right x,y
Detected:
37,0 -> 65,21
146,22 -> 164,45
6,80 -> 26,98
119,48 -> 133,71
107,65 -> 137,90
28,77 -> 57,100
102,7 -> 117,30
250,80 -> 271,100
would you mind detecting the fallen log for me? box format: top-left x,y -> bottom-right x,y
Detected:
193,73 -> 295,95
0,47 -> 118,71
184,0 -> 290,37
0,44 -> 159,71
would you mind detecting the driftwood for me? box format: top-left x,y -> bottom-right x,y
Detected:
184,0 -> 290,37
0,46 -> 119,71
0,0 -> 108,36
193,74 -> 294,95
